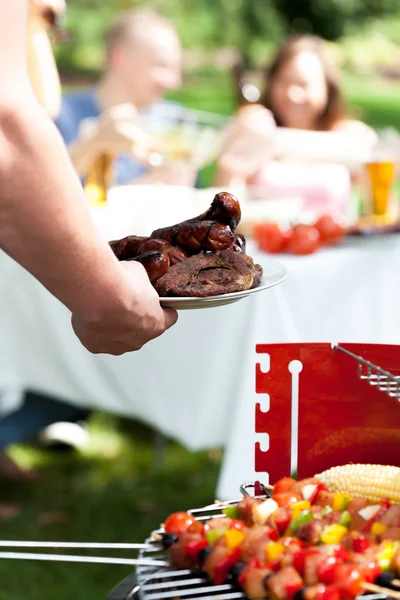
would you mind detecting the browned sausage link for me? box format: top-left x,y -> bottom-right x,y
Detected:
167,246 -> 189,265
137,238 -> 189,265
151,220 -> 234,252
172,221 -> 234,252
109,235 -> 148,260
232,233 -> 246,253
127,250 -> 170,283
192,192 -> 241,230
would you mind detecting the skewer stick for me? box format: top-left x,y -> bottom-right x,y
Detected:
0,551 -> 168,568
0,541 -> 155,551
363,583 -> 400,599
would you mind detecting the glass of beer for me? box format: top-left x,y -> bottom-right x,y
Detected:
365,160 -> 397,219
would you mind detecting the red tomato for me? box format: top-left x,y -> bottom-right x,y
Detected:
361,559 -> 382,583
288,225 -> 321,255
334,564 -> 364,599
317,556 -> 341,585
228,519 -> 247,531
253,223 -> 291,254
314,215 -> 345,245
164,512 -> 195,535
188,520 -> 205,535
316,584 -> 341,600
273,491 -> 302,506
273,477 -> 296,495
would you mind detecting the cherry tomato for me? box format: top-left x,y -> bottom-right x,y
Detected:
253,223 -> 291,254
164,511 -> 195,535
317,556 -> 341,585
273,477 -> 296,495
188,520 -> 206,535
273,491 -> 302,506
334,564 -> 364,599
361,559 -> 382,583
314,215 -> 345,245
228,519 -> 247,531
288,225 -> 321,255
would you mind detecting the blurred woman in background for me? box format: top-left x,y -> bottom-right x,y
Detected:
216,35 -> 377,218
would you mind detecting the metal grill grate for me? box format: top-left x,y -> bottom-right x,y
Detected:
110,483 -> 393,600
334,345 -> 400,401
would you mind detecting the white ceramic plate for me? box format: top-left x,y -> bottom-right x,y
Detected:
159,260 -> 287,310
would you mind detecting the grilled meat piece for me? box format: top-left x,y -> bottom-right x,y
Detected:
192,191 -> 241,230
127,250 -> 170,283
151,220 -> 234,253
155,249 -> 262,297
109,235 -> 146,260
136,238 -> 188,265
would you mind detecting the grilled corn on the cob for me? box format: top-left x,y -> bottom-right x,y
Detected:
315,464 -> 400,504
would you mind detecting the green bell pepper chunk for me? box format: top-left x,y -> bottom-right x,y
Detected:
289,509 -> 313,533
342,496 -> 350,510
222,506 -> 240,519
206,527 -> 228,545
339,510 -> 351,527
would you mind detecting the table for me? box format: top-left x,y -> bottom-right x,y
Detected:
1,229 -> 399,500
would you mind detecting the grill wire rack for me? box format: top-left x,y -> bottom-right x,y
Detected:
108,482 -> 392,600
334,345 -> 400,402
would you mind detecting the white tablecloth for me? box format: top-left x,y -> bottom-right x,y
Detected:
1,229 -> 399,500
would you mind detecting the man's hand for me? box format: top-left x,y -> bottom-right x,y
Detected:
71,261 -> 178,355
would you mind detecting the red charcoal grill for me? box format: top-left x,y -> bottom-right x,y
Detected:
107,343 -> 400,599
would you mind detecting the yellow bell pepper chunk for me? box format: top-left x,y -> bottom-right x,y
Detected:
266,542 -> 285,563
332,493 -> 350,513
377,541 -> 395,569
290,500 -> 311,521
320,524 -> 348,544
371,522 -> 388,537
224,529 -> 245,550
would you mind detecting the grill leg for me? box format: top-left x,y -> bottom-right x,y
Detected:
107,573 -> 141,600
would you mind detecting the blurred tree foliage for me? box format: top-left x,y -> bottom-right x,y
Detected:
55,0 -> 400,74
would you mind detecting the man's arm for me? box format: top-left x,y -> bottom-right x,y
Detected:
0,0 -> 177,354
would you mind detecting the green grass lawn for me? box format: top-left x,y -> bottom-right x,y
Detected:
1,67 -> 400,600
0,414 -> 220,600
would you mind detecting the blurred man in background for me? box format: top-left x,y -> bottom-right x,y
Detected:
56,7 -> 195,187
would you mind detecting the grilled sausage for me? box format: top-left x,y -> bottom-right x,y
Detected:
192,191 -> 241,230
151,221 -> 234,252
127,250 -> 170,283
109,235 -> 147,260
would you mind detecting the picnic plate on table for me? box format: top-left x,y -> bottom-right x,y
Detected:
159,260 -> 287,310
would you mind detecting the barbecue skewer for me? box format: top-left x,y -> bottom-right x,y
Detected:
0,541 -> 156,551
0,551 -> 168,568
362,583 -> 400,599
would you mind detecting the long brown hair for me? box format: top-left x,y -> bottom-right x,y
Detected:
261,35 -> 347,131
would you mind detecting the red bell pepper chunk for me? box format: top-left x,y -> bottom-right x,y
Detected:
362,499 -> 390,533
266,526 -> 280,541
184,539 -> 209,564
229,519 -> 247,532
292,549 -> 319,576
213,547 -> 241,586
361,559 -> 382,583
237,557 -> 261,587
352,534 -> 371,553
333,545 -> 350,562
309,482 -> 329,505
317,556 -> 341,585
316,584 -> 341,600
285,580 -> 304,600
270,558 -> 283,572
